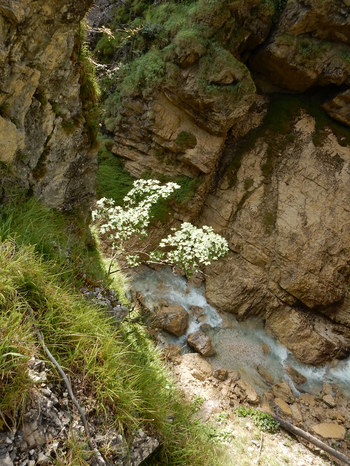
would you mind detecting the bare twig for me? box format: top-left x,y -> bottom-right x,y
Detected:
257,432 -> 263,464
27,307 -> 107,465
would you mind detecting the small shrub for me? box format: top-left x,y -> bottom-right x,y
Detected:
175,131 -> 197,150
235,405 -> 279,434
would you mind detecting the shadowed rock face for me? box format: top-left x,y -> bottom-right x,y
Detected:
250,0 -> 350,92
0,0 -> 97,217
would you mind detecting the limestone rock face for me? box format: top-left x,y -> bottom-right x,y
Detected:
250,0 -> 350,92
204,112 -> 350,364
0,0 -> 96,216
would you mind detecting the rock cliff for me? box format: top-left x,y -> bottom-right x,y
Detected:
90,0 -> 350,365
0,0 -> 97,216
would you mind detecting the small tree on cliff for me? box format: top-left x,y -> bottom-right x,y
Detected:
92,179 -> 228,275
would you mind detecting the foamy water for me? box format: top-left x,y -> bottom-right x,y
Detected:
130,267 -> 350,396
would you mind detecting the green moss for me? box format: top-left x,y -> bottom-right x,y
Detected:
262,210 -> 277,234
120,49 -> 166,97
244,177 -> 254,190
32,150 -> 48,180
0,101 -> 9,117
73,22 -> 101,147
175,131 -> 197,150
33,89 -> 48,106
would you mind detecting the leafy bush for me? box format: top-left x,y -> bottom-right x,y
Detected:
236,406 -> 280,434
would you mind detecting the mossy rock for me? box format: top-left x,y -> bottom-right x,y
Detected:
175,131 -> 197,150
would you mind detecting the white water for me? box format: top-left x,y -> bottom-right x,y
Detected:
130,267 -> 350,397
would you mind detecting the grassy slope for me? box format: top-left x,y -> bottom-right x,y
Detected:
0,197 -> 225,465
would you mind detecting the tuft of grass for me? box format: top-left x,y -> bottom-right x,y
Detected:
73,22 -> 101,147
96,136 -> 135,204
0,196 -> 105,284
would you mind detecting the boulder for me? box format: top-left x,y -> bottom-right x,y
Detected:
312,423 -> 345,440
272,382 -> 294,404
322,394 -> 336,408
213,368 -> 228,381
257,366 -> 274,385
236,379 -> 259,404
155,304 -> 189,336
299,393 -> 316,406
187,330 -> 215,357
285,366 -> 307,386
274,398 -> 292,417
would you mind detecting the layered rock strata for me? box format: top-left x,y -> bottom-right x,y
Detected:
0,0 -> 97,215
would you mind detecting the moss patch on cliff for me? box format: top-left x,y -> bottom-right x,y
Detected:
96,136 -> 135,204
93,0 -> 275,126
74,23 -> 101,147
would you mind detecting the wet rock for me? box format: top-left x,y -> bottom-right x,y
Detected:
321,383 -> 333,396
187,274 -> 204,288
272,382 -> 294,404
187,330 -> 215,357
155,304 -> 189,336
257,366 -> 274,385
274,398 -> 292,417
261,342 -> 271,355
285,366 -> 307,386
213,369 -> 228,382
190,305 -> 205,317
312,423 -> 346,440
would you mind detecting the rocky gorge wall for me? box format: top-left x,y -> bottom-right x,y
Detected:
0,0 -> 97,216
90,0 -> 350,366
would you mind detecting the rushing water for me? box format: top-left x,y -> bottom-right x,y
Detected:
130,267 -> 350,397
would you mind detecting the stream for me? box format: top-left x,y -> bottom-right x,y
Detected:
130,267 -> 350,398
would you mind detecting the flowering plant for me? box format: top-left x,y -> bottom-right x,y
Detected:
93,179 -> 228,275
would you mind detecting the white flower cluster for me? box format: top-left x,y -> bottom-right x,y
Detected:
158,222 -> 229,275
92,179 -> 229,275
92,179 -> 180,248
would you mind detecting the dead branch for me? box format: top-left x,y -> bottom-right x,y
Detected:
28,307 -> 107,465
274,415 -> 350,465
